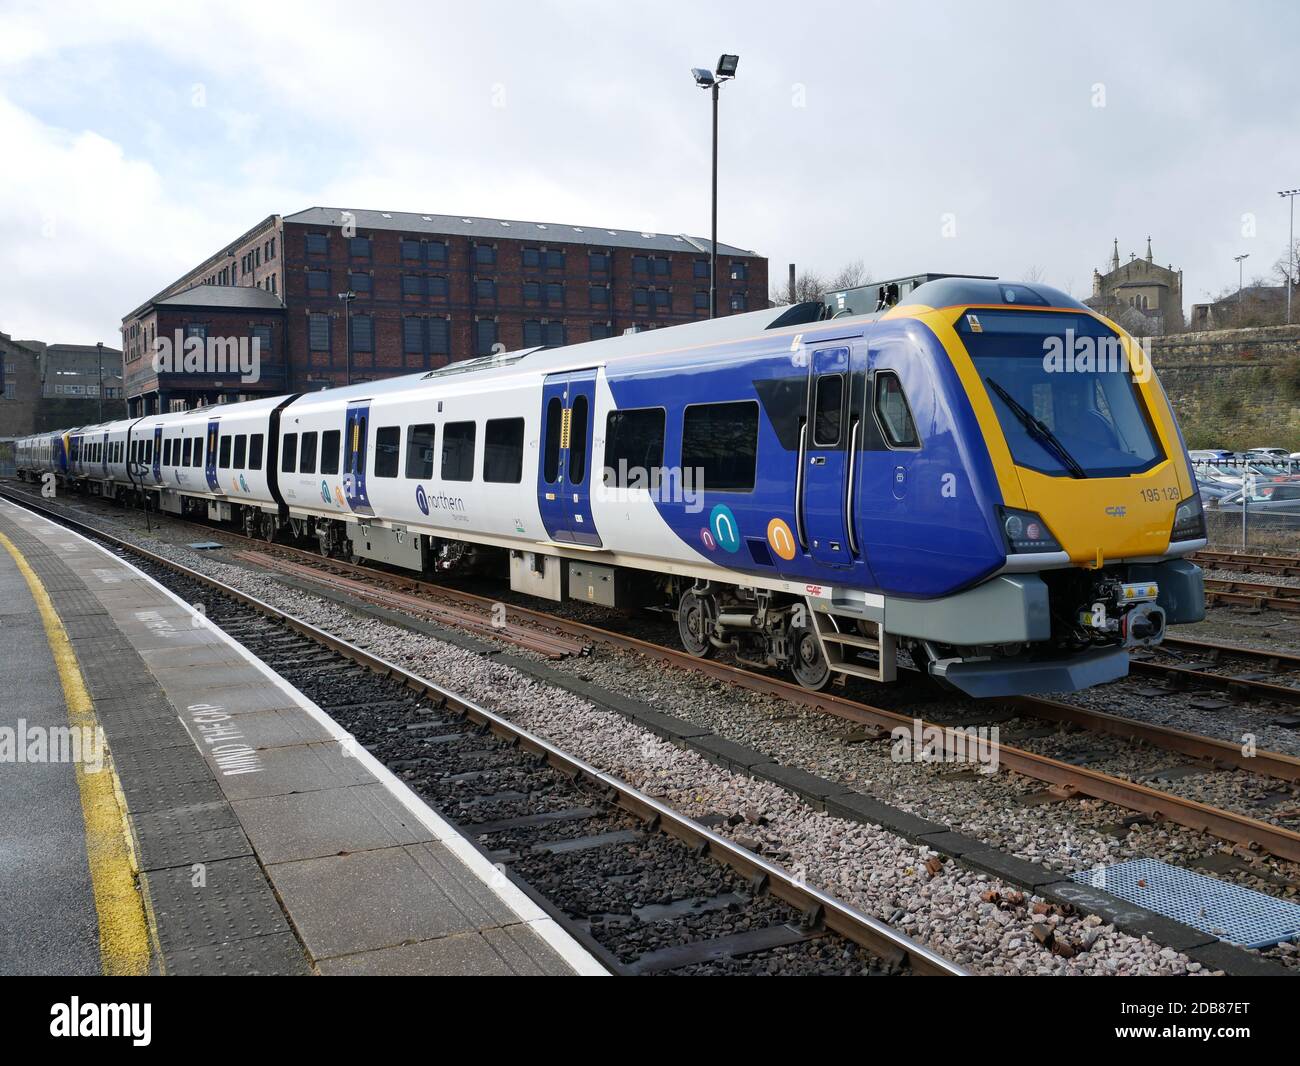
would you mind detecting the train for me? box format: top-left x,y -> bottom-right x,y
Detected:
14,275 -> 1206,697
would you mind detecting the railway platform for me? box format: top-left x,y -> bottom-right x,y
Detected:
0,498 -> 602,976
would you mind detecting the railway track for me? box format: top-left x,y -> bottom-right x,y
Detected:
1196,548 -> 1300,577
6,480 -> 1300,868
1204,576 -> 1300,613
4,492 -> 960,977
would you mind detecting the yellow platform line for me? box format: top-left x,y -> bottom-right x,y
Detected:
0,530 -> 151,975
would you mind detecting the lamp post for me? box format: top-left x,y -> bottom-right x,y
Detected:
337,290 -> 356,386
1234,253 -> 1249,308
691,54 -> 739,319
1280,189 -> 1299,325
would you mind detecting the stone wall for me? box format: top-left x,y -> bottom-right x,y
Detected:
1149,324 -> 1300,448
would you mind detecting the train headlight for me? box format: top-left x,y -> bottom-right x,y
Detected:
999,507 -> 1062,553
1171,492 -> 1206,542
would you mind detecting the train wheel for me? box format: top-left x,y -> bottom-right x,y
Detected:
261,514 -> 277,543
677,590 -> 714,658
789,626 -> 832,690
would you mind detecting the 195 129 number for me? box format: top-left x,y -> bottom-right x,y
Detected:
1138,487 -> 1180,503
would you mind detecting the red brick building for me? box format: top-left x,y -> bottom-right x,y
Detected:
122,207 -> 767,414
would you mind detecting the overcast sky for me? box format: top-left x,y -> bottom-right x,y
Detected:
2,0 -> 1298,346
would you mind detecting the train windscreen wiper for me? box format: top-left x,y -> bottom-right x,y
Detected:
984,376 -> 1087,479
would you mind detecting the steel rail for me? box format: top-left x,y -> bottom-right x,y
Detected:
0,489 -> 964,976
7,484 -> 1300,864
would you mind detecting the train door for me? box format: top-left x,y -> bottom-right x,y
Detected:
151,426 -> 162,484
343,400 -> 373,514
801,344 -> 856,568
537,370 -> 602,546
101,430 -> 110,478
204,419 -> 221,491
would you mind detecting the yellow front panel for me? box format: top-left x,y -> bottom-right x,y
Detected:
914,304 -> 1193,564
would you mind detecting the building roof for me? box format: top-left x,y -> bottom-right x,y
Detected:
283,206 -> 761,257
153,285 -> 286,311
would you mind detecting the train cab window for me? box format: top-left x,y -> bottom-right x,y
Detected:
233,435 -> 247,470
813,375 -> 845,447
182,438 -> 192,466
604,408 -> 666,486
321,430 -> 340,475
374,427 -> 400,478
441,421 -> 476,482
682,401 -> 759,492
874,372 -> 920,449
568,396 -> 589,485
484,418 -> 525,483
543,398 -> 562,483
300,432 -> 318,475
281,433 -> 298,473
249,434 -> 263,471
405,424 -> 435,479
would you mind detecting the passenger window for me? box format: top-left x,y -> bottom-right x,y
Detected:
405,424 -> 436,479
163,439 -> 172,466
300,432 -> 318,475
484,418 -> 524,483
281,433 -> 298,473
182,438 -> 192,465
320,430 -> 340,475
874,372 -> 920,448
233,435 -> 247,470
568,396 -> 589,485
813,374 -> 844,447
219,436 -> 231,469
682,401 -> 759,492
543,397 -> 562,483
193,438 -> 204,467
604,408 -> 666,486
374,427 -> 400,478
249,434 -> 263,470
441,421 -> 476,482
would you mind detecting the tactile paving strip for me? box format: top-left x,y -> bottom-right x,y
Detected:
1073,858 -> 1300,948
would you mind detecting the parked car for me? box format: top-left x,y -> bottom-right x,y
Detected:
1189,448 -> 1236,461
1245,447 -> 1291,461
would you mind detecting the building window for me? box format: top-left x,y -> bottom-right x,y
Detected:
306,233 -> 328,255
428,316 -> 449,355
693,259 -> 709,279
483,418 -> 525,483
308,314 -> 331,351
682,401 -> 759,492
589,252 -> 609,274
545,321 -> 565,347
351,314 -> 374,352
474,244 -> 495,267
475,278 -> 496,301
441,421 -> 476,481
653,257 -> 669,277
429,276 -> 448,298
349,271 -> 371,294
402,274 -> 424,297
523,281 -> 541,302
545,282 -> 563,306
374,426 -> 400,478
252,325 -> 272,354
590,285 -> 609,306
402,316 -> 423,354
653,289 -> 670,310
184,323 -> 207,341
268,237 -> 276,260
545,249 -> 564,271
523,247 -> 541,269
633,255 -> 649,275
634,288 -> 649,307
349,236 -> 371,258
475,319 -> 497,357
405,424 -> 436,479
590,322 -> 612,341
694,290 -> 709,310
307,269 -> 329,292
523,320 -> 543,347
730,261 -> 747,282
269,273 -> 277,294
428,240 -> 447,264
729,292 -> 747,312
403,316 -> 450,362
400,239 -> 422,260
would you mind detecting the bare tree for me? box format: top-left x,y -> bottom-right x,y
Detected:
1272,238 -> 1300,287
1021,264 -> 1047,283
771,261 -> 871,305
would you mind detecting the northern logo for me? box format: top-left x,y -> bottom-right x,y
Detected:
416,485 -> 429,515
